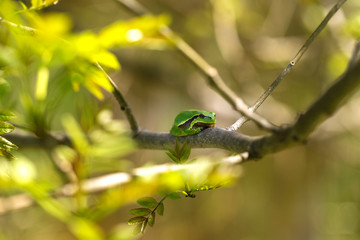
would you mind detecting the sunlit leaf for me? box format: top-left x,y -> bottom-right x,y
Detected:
91,50 -> 120,70
0,110 -> 15,121
0,136 -> 17,151
31,0 -> 43,9
62,114 -> 89,155
30,0 -> 60,10
127,216 -> 146,226
35,66 -> 49,100
140,219 -> 148,233
31,13 -> 71,37
0,121 -> 15,134
136,197 -> 157,208
99,15 -> 171,49
0,149 -> 14,159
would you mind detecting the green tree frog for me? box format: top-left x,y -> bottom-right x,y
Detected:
170,110 -> 216,136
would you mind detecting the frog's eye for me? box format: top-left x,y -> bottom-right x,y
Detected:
199,114 -> 205,118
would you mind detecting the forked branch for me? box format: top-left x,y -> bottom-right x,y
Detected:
228,0 -> 348,131
114,0 -> 279,132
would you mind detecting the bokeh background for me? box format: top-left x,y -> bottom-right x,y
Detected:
1,0 -> 360,239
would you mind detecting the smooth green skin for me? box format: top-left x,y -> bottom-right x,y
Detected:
170,110 -> 216,136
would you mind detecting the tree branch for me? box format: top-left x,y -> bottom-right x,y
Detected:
114,0 -> 279,132
249,54 -> 360,158
96,63 -> 139,135
0,154 -> 243,214
228,0 -> 348,131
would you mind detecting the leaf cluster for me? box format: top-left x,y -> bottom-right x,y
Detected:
164,139 -> 191,164
128,193 -> 181,234
0,110 -> 17,159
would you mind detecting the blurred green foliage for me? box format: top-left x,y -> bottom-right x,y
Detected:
0,0 -> 360,240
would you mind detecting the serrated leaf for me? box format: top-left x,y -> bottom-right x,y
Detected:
167,192 -> 181,200
156,202 -> 164,216
166,152 -> 179,163
148,212 -> 155,227
136,197 -> 157,208
127,216 -> 146,226
0,121 -> 14,134
129,208 -> 151,216
0,111 -> 15,121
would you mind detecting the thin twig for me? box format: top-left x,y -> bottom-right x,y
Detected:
96,63 -> 139,135
228,0 -> 348,131
114,0 -> 279,132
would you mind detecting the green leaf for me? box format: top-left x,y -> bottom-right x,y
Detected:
0,121 -> 14,134
62,115 -> 89,155
129,208 -> 151,216
0,149 -> 15,159
164,144 -> 176,157
0,136 -> 17,151
140,219 -> 148,233
136,197 -> 157,208
91,50 -> 120,69
0,111 -> 15,121
180,145 -> 191,163
127,216 -> 146,226
165,152 -> 179,163
148,212 -> 155,227
156,202 -> 164,216
167,192 -> 181,200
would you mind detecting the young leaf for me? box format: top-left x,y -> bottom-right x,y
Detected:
0,111 -> 15,121
140,219 -> 148,233
127,216 -> 146,226
148,212 -> 155,227
0,121 -> 15,134
180,145 -> 191,163
129,208 -> 151,216
0,136 -> 17,151
136,197 -> 158,208
164,144 -> 177,157
156,202 -> 164,216
165,152 -> 179,163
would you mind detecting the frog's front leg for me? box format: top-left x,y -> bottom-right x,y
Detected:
184,126 -> 201,135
